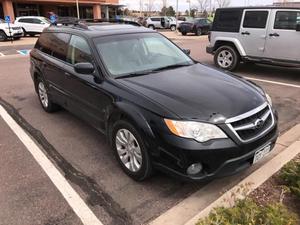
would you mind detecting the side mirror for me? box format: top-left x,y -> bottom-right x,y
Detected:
296,24 -> 300,31
183,49 -> 191,55
74,62 -> 95,74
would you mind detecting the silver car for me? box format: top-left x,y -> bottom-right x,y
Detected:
207,7 -> 300,71
145,16 -> 176,30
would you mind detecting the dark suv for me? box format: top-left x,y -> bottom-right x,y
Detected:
30,21 -> 278,181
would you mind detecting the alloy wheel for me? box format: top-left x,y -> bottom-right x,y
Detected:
217,50 -> 233,68
38,82 -> 49,108
115,129 -> 143,172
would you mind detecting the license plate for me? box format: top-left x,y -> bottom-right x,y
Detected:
253,144 -> 271,164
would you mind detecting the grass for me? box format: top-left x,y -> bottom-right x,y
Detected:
280,158 -> 300,198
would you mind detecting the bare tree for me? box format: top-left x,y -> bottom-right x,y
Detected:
196,0 -> 209,12
161,0 -> 168,8
216,0 -> 231,8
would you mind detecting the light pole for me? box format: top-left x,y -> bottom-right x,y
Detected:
76,0 -> 80,19
176,0 -> 178,32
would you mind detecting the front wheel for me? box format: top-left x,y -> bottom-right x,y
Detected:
170,25 -> 176,31
111,120 -> 153,181
195,28 -> 202,36
0,31 -> 7,41
214,45 -> 240,71
181,32 -> 187,36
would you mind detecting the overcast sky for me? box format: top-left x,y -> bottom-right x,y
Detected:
120,0 -> 276,11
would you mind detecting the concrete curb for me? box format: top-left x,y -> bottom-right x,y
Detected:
148,124 -> 300,225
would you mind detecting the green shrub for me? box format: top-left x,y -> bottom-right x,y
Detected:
280,158 -> 300,198
196,198 -> 298,225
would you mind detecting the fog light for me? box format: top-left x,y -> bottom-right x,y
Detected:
187,163 -> 203,175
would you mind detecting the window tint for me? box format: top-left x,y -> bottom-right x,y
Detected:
51,33 -> 70,61
274,11 -> 300,30
151,18 -> 161,21
212,9 -> 243,32
35,33 -> 52,55
67,35 -> 92,65
35,32 -> 70,61
19,18 -> 33,23
32,18 -> 42,24
243,11 -> 268,28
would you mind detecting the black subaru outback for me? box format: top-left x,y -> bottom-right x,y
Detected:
30,20 -> 278,181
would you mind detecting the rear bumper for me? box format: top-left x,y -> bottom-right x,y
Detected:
206,46 -> 214,54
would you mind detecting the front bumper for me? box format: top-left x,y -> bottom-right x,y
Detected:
152,123 -> 278,182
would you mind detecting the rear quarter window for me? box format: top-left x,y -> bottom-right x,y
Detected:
212,9 -> 243,32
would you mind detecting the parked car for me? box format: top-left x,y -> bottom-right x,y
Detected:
145,16 -> 176,30
30,21 -> 278,181
15,16 -> 50,36
0,19 -> 23,41
207,7 -> 300,71
178,18 -> 212,36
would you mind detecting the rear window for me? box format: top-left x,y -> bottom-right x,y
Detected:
212,9 -> 243,32
35,32 -> 70,61
243,11 -> 269,28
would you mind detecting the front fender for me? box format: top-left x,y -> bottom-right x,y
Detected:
106,101 -> 156,147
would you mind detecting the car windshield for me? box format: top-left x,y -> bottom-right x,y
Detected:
40,17 -> 51,24
94,33 -> 194,78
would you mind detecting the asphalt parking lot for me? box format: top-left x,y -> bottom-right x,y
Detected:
0,33 -> 300,225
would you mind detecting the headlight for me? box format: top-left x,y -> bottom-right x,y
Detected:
164,119 -> 227,142
265,93 -> 272,106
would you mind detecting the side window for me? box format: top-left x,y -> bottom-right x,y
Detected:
19,18 -> 32,23
32,18 -> 42,24
151,18 -> 160,22
35,33 -> 52,55
67,35 -> 92,65
51,33 -> 71,61
213,9 -> 243,32
243,11 -> 269,29
274,11 -> 300,30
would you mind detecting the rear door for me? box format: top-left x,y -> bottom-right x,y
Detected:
263,9 -> 300,61
239,9 -> 270,57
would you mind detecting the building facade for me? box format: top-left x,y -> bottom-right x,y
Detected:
0,0 -> 121,21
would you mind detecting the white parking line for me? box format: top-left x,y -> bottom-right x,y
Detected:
0,52 -> 4,57
0,105 -> 103,225
245,76 -> 300,89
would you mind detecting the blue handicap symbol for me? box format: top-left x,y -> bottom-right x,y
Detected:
5,15 -> 10,23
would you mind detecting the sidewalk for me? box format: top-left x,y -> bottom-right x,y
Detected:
149,124 -> 300,225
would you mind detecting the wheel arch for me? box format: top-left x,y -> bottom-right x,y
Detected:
106,102 -> 156,148
213,38 -> 245,56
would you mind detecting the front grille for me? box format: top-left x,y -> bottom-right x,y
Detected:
226,103 -> 274,142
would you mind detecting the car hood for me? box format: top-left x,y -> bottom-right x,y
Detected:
117,64 -> 266,122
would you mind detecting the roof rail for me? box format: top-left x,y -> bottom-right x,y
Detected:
82,19 -> 142,27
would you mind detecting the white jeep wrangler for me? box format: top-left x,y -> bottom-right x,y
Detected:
207,7 -> 300,71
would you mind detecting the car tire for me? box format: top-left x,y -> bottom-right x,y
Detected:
170,25 -> 176,31
22,28 -> 27,36
148,25 -> 155,30
111,120 -> 153,181
0,30 -> 7,41
214,45 -> 240,71
35,76 -> 60,113
181,32 -> 187,36
29,33 -> 35,37
195,28 -> 202,36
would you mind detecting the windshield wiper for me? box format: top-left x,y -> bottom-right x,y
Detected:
152,63 -> 193,72
115,70 -> 154,79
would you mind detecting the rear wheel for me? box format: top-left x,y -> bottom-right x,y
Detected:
0,31 -> 7,41
214,45 -> 240,71
35,76 -> 60,112
195,28 -> 202,36
29,33 -> 35,37
181,31 -> 187,36
148,25 -> 155,30
170,25 -> 176,31
111,120 -> 153,181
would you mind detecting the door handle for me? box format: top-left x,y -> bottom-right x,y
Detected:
241,31 -> 250,35
269,33 -> 280,37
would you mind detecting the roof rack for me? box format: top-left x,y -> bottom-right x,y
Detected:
82,19 -> 142,27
